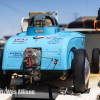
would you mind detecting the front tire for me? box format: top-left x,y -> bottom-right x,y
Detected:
0,49 -> 12,88
92,48 -> 99,73
73,49 -> 90,93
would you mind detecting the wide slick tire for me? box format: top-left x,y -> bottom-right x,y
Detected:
92,48 -> 99,73
73,49 -> 90,93
0,49 -> 12,88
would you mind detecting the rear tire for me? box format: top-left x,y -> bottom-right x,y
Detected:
92,48 -> 99,73
0,49 -> 12,88
73,49 -> 90,93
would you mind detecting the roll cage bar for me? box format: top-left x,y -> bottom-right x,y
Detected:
28,14 -> 59,27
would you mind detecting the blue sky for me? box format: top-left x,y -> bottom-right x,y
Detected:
0,0 -> 100,38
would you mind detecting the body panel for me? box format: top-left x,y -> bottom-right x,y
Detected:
2,27 -> 85,70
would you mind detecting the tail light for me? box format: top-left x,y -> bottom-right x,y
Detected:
29,57 -> 32,67
54,61 -> 57,65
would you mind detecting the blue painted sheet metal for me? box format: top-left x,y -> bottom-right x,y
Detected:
2,27 -> 85,70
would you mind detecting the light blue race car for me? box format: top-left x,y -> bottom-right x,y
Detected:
0,14 -> 90,93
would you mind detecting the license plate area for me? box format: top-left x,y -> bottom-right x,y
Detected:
23,48 -> 42,67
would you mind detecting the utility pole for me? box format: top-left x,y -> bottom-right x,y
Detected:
74,13 -> 79,20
